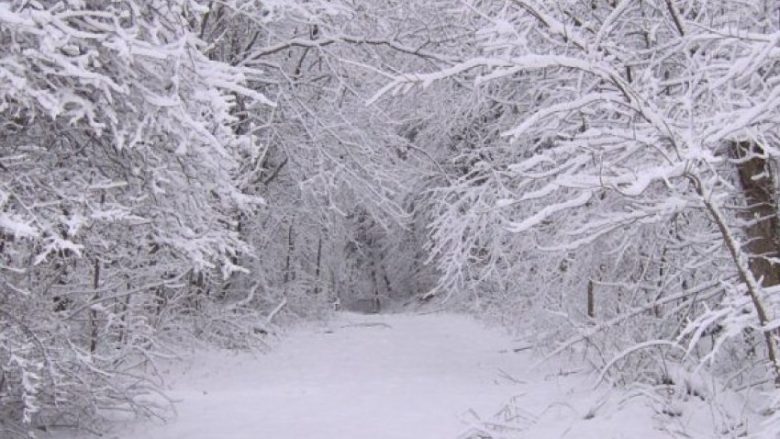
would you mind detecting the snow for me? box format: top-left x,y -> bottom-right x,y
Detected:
48,312 -> 712,439
94,312 -> 522,439
502,93 -> 615,140
505,190 -> 593,233
367,55 -> 606,105
0,212 -> 38,238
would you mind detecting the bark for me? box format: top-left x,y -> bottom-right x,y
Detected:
89,192 -> 105,353
729,141 -> 780,384
382,269 -> 393,299
689,165 -> 780,385
284,222 -> 295,297
587,279 -> 595,319
89,257 -> 100,353
730,141 -> 780,288
314,236 -> 322,295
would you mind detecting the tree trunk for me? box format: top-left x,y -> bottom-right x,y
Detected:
118,281 -> 131,346
587,279 -> 595,319
284,223 -> 295,297
729,141 -> 780,384
730,141 -> 780,288
382,269 -> 393,299
89,192 -> 105,353
89,257 -> 100,353
690,154 -> 780,384
314,236 -> 322,295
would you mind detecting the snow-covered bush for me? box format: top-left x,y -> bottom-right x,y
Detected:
0,1 -> 270,435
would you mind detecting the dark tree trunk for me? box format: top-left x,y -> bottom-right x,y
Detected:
728,140 -> 780,384
314,236 -> 322,295
284,223 -> 295,296
89,192 -> 105,353
89,258 -> 100,353
118,281 -> 131,345
730,141 -> 780,288
587,279 -> 595,319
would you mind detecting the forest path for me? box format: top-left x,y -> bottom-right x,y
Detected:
114,312 -> 528,439
98,312 -> 680,439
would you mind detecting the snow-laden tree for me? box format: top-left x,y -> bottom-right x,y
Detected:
0,6 -> 462,434
0,1 -> 272,435
191,0 -> 458,317
371,0 -> 780,429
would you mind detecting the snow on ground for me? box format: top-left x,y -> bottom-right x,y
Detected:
107,312 -> 525,439
53,312 -> 744,438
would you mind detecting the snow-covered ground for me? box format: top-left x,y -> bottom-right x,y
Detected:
55,312 -> 754,439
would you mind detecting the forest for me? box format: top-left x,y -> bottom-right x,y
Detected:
2,0 -> 780,437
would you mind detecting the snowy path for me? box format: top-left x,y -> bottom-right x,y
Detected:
115,312 -> 526,439
78,312 -> 693,439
